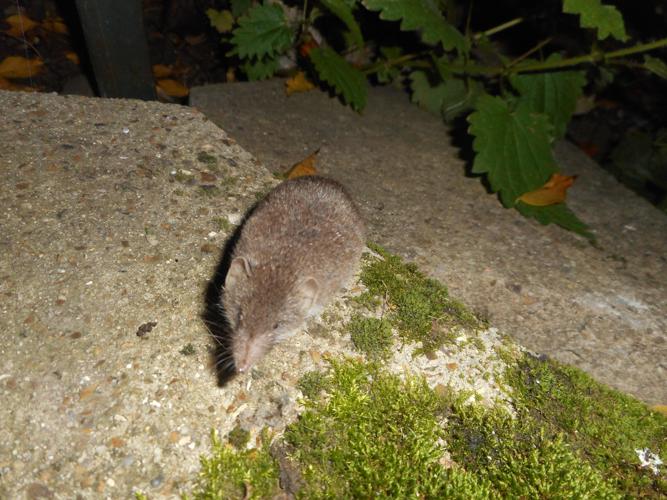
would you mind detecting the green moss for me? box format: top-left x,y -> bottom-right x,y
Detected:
190,246 -> 666,498
347,314 -> 393,360
212,216 -> 232,233
285,359 -> 492,498
227,425 -> 251,450
446,402 -> 621,498
357,244 -> 482,354
189,430 -> 280,500
297,371 -> 329,400
179,343 -> 196,356
197,151 -> 218,166
173,170 -> 195,183
505,353 -> 667,496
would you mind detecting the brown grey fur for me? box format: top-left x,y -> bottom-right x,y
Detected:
222,176 -> 365,372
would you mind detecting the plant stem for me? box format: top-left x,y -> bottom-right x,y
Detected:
362,37 -> 667,79
363,52 -> 429,75
443,37 -> 667,76
302,0 -> 309,27
509,37 -> 667,73
475,17 -> 524,40
508,38 -> 553,68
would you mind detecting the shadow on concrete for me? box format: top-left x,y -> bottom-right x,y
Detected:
201,198 -> 263,386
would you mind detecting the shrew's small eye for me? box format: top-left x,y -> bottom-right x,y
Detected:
272,322 -> 281,330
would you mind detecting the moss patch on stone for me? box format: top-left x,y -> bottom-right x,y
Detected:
356,244 -> 482,354
226,425 -> 251,451
190,246 -> 666,498
189,430 -> 280,499
285,360 -> 491,498
297,370 -> 329,400
347,314 -> 393,360
504,353 -> 667,496
446,401 -> 621,498
284,359 -> 643,498
191,350 -> 665,498
196,151 -> 218,166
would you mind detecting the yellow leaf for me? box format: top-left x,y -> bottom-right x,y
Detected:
41,17 -> 68,34
0,56 -> 44,78
207,9 -> 234,33
285,150 -> 319,179
285,71 -> 315,96
518,173 -> 577,206
65,52 -> 79,65
156,78 -> 189,97
152,64 -> 172,78
4,14 -> 38,37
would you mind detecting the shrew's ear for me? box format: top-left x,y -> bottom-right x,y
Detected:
295,277 -> 319,315
225,256 -> 251,290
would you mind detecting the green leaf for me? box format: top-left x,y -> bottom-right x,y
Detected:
562,0 -> 627,42
362,0 -> 467,53
243,55 -> 280,80
644,55 -> 667,80
410,71 -> 446,114
516,202 -> 594,240
231,3 -> 293,59
231,0 -> 253,18
376,46 -> 402,83
410,71 -> 479,121
468,94 -> 557,207
511,55 -> 586,139
310,47 -> 367,111
321,0 -> 364,48
206,9 -> 234,33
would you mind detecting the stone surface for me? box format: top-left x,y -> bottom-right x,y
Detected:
0,89 -> 516,498
0,90 -> 283,498
191,80 -> 667,405
1,79 -> 665,497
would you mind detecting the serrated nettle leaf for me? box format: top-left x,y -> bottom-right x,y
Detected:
516,202 -> 594,240
362,0 -> 467,53
511,55 -> 586,139
321,0 -> 364,48
310,47 -> 367,111
442,80 -> 482,122
376,46 -> 402,83
410,71 -> 478,120
243,55 -> 280,81
410,71 -> 447,114
231,3 -> 294,59
644,55 -> 667,81
231,0 -> 253,18
468,94 -> 557,207
562,0 -> 627,42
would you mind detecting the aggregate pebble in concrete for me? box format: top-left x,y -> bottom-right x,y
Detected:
191,80 -> 667,405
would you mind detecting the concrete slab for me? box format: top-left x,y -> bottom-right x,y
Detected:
0,90 -> 284,497
191,80 -> 667,405
0,89 -> 518,498
1,81 -> 665,497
